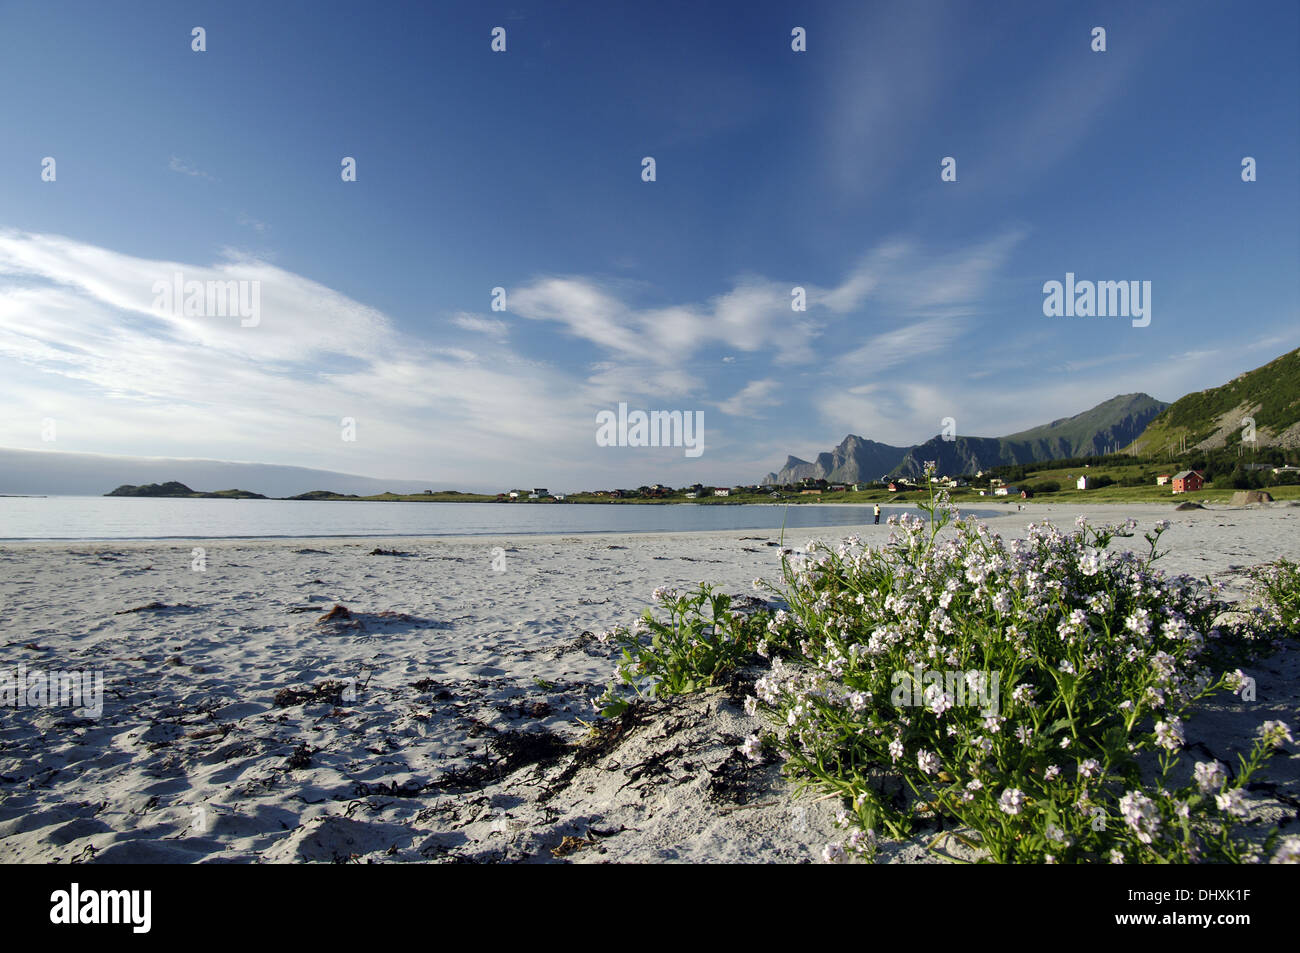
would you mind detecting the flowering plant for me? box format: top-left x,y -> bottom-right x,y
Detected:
593,584 -> 777,717
753,467 -> 1290,862
1249,557 -> 1300,633
597,464 -> 1297,862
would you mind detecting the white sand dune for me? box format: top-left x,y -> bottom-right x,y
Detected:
0,501 -> 1297,863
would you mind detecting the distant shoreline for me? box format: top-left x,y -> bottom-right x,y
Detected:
3,499 -> 1289,547
88,489 -> 1300,506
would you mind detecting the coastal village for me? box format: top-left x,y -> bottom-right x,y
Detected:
490,461 -> 1300,504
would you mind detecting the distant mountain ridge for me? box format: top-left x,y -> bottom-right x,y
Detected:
762,435 -> 910,485
762,393 -> 1169,484
1127,347 -> 1300,454
892,393 -> 1168,478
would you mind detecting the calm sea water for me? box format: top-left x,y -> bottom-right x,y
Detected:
0,496 -> 1006,541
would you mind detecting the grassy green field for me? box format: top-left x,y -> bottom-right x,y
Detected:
967,483 -> 1300,505
960,461 -> 1300,504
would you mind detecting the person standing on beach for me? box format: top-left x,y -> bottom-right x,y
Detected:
873,503 -> 881,524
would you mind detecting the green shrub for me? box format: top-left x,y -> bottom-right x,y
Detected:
593,585 -> 781,716
1249,558 -> 1300,634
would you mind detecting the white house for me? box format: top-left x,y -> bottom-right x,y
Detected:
713,488 -> 730,497
1077,475 -> 1091,490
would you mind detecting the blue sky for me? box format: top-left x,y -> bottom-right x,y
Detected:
1,0 -> 1297,491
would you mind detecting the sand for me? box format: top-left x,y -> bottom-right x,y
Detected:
1,501 -> 1297,863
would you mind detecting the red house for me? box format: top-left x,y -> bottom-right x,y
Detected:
1171,470 -> 1204,494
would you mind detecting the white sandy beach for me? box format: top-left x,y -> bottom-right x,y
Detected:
1,501 -> 1298,863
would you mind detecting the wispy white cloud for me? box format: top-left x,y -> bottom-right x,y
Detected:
0,230 -> 600,484
833,316 -> 963,376
718,379 -> 782,417
237,212 -> 268,233
452,313 -> 510,340
509,275 -> 817,366
826,228 -> 1027,377
168,156 -> 214,180
507,228 -> 1025,379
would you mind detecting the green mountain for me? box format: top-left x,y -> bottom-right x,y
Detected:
892,393 -> 1167,478
1002,393 -> 1170,456
1127,348 -> 1300,455
764,393 -> 1168,484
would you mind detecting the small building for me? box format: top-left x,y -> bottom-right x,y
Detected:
713,488 -> 730,497
1020,488 -> 1033,499
554,493 -> 566,501
888,482 -> 900,492
994,485 -> 1016,496
508,491 -> 520,499
1077,475 -> 1090,490
533,488 -> 549,497
1171,470 -> 1205,494
1156,474 -> 1171,486
684,492 -> 697,499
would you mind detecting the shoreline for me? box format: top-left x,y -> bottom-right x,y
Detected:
2,499 -> 1292,546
